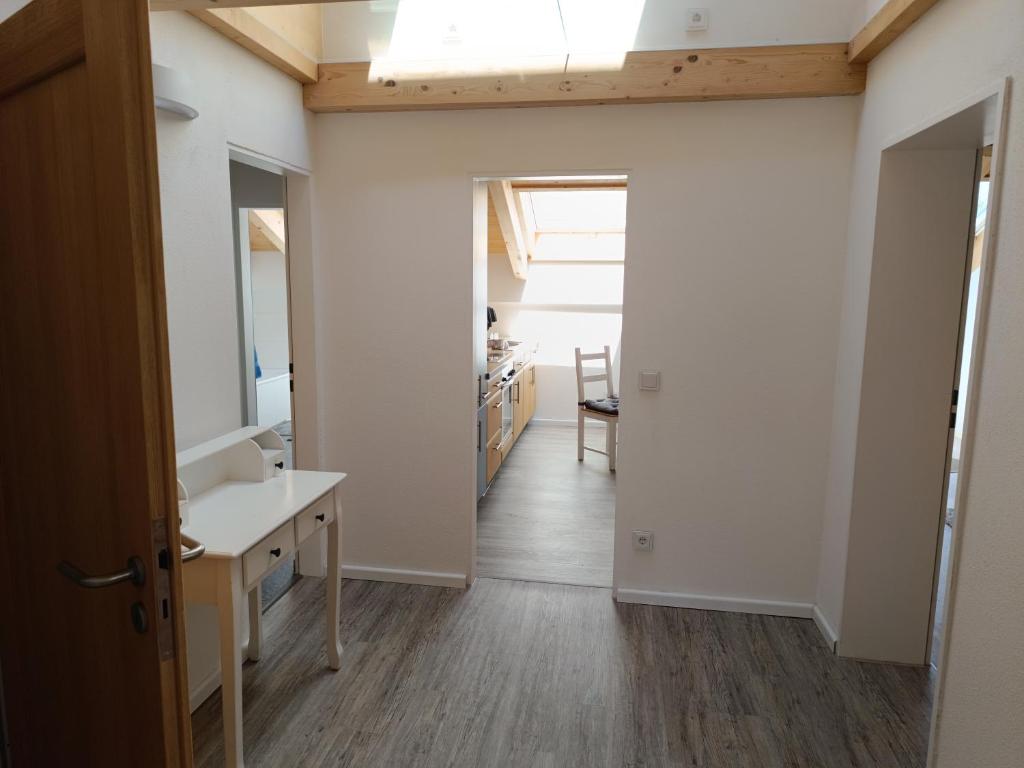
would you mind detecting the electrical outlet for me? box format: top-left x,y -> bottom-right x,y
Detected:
632,530 -> 654,552
685,8 -> 709,31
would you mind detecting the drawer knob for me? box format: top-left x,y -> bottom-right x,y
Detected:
315,513 -> 325,522
275,462 -> 284,470
270,547 -> 282,558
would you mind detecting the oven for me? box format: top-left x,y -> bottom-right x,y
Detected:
500,372 -> 514,443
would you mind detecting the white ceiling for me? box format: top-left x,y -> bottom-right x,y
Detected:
322,0 -> 870,64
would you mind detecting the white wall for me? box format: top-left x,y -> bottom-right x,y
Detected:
313,97 -> 858,606
814,0 -> 1024,764
148,11 -> 313,707
150,11 -> 312,451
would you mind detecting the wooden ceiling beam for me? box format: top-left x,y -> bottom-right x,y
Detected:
152,0 -> 357,10
189,6 -> 319,83
248,209 -> 286,252
304,44 -> 864,113
511,181 -> 628,191
849,0 -> 942,64
488,181 -> 528,280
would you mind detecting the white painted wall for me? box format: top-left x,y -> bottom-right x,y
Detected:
150,11 -> 312,451
813,0 -> 1024,764
313,97 -> 858,606
148,11 -> 313,708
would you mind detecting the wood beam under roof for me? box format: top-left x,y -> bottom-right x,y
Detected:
304,44 -> 865,113
189,6 -> 319,84
848,0 -> 942,64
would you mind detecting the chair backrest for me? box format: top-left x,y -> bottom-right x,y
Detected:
574,345 -> 616,403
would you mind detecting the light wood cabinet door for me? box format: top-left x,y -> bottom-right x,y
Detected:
486,435 -> 502,483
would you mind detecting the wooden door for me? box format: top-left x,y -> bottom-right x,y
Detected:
0,1 -> 191,765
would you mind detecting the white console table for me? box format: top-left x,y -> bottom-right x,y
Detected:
176,427 -> 345,767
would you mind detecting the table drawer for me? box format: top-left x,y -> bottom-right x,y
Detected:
295,492 -> 334,543
243,523 -> 296,589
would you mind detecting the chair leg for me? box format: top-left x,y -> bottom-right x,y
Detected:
577,411 -> 585,461
607,420 -> 617,472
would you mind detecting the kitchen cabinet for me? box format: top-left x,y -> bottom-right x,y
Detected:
482,361 -> 537,488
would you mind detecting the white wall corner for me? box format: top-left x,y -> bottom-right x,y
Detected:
813,604 -> 839,653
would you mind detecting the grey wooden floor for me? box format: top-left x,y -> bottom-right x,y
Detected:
192,577 -> 933,768
477,423 -> 615,587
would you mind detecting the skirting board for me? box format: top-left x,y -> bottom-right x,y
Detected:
615,588 -> 814,619
342,563 -> 466,589
812,605 -> 840,653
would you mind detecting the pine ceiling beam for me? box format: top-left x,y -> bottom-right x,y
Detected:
304,44 -> 865,113
188,5 -> 319,84
488,182 -> 528,281
849,0 -> 943,64
152,1 -> 357,10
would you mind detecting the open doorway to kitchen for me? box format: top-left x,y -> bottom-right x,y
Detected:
229,159 -> 297,606
473,175 -> 628,587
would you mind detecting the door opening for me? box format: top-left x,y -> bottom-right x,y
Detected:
930,149 -> 991,668
228,160 -> 298,607
471,175 -> 627,588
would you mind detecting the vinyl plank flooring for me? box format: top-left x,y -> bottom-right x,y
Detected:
477,423 -> 615,587
192,577 -> 933,768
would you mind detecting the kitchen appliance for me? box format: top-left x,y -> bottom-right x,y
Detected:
500,370 -> 514,444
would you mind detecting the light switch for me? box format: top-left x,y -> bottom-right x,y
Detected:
686,8 -> 709,31
639,371 -> 661,391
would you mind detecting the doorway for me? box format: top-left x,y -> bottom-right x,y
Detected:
837,84 -> 1007,668
228,159 -> 298,606
472,175 -> 627,588
931,152 -> 991,667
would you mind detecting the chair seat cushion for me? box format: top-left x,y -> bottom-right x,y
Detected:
583,397 -> 619,416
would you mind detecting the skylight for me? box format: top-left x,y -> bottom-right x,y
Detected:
367,0 -> 645,79
521,189 -> 627,261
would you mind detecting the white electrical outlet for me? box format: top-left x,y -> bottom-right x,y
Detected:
632,530 -> 654,551
686,8 -> 709,31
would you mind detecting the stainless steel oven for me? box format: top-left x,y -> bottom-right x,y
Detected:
500,372 -> 514,443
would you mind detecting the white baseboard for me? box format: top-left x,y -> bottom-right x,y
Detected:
531,418 -> 579,427
342,563 -> 466,588
614,588 -> 814,619
812,605 -> 839,652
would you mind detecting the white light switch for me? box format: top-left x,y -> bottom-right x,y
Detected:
686,8 -> 709,31
639,371 -> 661,391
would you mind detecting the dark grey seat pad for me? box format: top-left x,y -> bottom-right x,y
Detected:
583,397 -> 619,416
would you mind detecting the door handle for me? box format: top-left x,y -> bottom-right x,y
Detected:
181,536 -> 206,563
58,556 -> 146,588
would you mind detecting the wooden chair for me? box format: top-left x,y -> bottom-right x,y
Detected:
575,346 -> 619,471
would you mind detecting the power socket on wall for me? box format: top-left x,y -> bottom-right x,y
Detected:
632,530 -> 654,552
